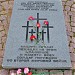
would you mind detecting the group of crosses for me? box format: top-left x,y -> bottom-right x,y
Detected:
22,13 -> 53,43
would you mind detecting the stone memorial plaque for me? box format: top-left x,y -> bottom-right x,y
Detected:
2,0 -> 72,69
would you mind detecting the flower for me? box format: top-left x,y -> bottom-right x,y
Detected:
24,68 -> 29,74
27,72 -> 32,75
10,73 -> 16,75
10,70 -> 16,75
28,16 -> 34,20
30,35 -> 36,41
36,23 -> 40,28
17,69 -> 22,74
44,21 -> 49,25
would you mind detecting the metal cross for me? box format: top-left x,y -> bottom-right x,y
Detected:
22,21 -> 33,41
34,13 -> 47,40
29,29 -> 36,36
42,23 -> 53,42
